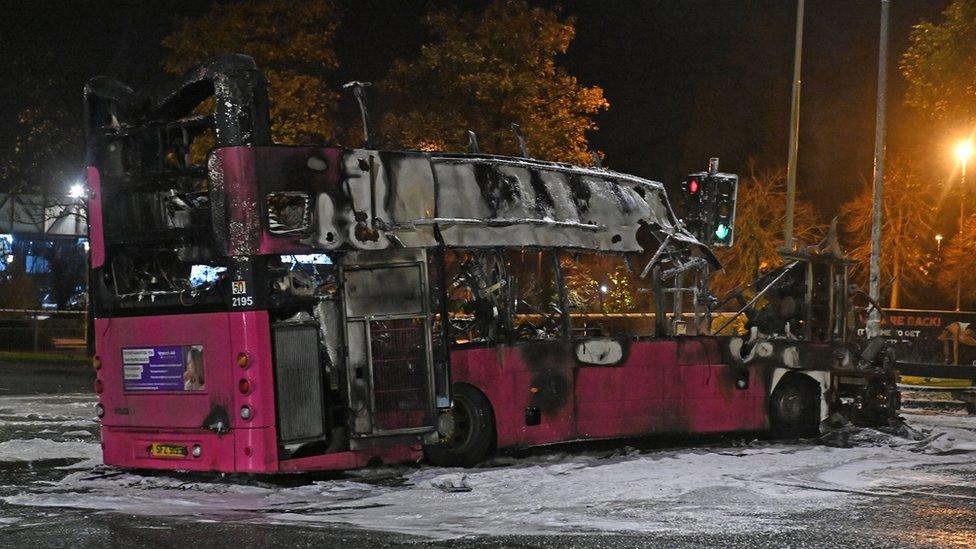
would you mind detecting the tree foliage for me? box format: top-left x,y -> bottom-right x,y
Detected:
710,164 -> 821,298
839,159 -> 935,308
162,0 -> 342,144
0,56 -> 83,194
2,107 -> 81,194
901,0 -> 976,125
380,0 -> 608,165
938,217 -> 976,309
562,255 -> 638,314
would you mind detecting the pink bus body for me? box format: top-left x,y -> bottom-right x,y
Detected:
86,54 -> 893,474
93,311 -> 767,473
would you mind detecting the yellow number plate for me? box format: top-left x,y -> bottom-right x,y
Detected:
150,443 -> 188,458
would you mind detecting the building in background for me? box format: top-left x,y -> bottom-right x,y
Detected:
0,191 -> 87,309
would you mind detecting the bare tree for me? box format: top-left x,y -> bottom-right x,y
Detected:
710,162 -> 822,298
938,216 -> 976,309
840,158 -> 936,308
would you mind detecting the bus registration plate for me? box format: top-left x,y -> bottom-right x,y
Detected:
150,443 -> 188,458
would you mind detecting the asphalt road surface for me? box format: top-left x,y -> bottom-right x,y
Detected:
2,361 -> 975,548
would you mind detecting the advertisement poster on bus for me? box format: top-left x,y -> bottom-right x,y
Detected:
122,345 -> 206,392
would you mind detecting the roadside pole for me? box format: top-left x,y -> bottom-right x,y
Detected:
784,0 -> 804,250
957,160 -> 966,311
867,0 -> 890,338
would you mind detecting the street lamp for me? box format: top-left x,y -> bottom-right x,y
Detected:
68,183 -> 86,200
955,140 -> 974,166
954,139 -> 974,311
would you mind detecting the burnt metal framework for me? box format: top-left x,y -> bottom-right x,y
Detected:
84,54 -> 271,315
86,56 -> 718,330
206,142 -> 722,337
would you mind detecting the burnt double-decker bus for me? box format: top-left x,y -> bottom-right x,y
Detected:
84,55 -> 898,473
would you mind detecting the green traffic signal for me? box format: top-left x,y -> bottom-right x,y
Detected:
715,223 -> 730,240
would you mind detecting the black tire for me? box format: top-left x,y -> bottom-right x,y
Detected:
769,375 -> 820,439
424,384 -> 496,468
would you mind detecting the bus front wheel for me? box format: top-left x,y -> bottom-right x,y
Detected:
424,384 -> 495,468
769,375 -> 820,439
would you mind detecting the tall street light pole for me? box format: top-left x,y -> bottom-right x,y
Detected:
784,0 -> 804,250
954,140 -> 973,311
867,0 -> 890,339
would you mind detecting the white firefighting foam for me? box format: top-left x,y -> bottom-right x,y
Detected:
1,394 -> 975,540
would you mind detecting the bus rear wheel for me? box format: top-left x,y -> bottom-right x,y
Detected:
424,384 -> 495,468
770,375 -> 820,439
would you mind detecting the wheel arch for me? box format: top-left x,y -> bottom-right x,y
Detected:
770,368 -> 830,422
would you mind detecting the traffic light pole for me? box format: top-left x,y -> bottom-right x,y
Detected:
867,0 -> 890,338
784,0 -> 804,250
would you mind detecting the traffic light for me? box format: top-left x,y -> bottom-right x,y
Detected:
680,175 -> 705,221
709,173 -> 737,247
678,159 -> 738,248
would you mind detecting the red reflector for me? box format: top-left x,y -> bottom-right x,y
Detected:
238,379 -> 251,394
689,179 -> 699,193
94,379 -> 104,394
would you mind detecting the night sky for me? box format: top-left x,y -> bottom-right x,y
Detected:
0,0 -> 952,216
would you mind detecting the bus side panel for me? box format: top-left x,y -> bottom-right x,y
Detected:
662,338 -> 768,433
449,343 -> 576,449
575,339 -> 767,438
451,338 -> 769,452
574,339 -> 674,438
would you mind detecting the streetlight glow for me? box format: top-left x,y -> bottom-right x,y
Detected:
955,140 -> 974,165
68,183 -> 86,199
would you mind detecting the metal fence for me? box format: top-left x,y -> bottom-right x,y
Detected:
0,309 -> 86,353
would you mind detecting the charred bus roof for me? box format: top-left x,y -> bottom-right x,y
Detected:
210,145 -> 718,265
84,53 -> 718,271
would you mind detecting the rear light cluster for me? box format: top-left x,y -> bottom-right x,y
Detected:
93,355 -> 104,420
238,351 -> 254,425
93,355 -> 104,395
